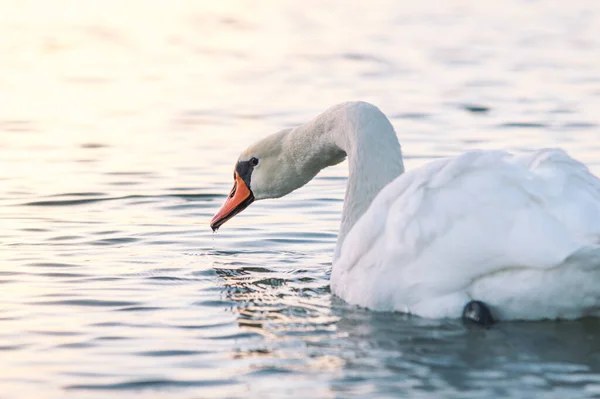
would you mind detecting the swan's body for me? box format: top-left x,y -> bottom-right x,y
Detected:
211,101 -> 600,321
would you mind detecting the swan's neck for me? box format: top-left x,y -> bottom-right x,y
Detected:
288,102 -> 404,258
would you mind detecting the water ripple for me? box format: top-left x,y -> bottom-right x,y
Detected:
66,378 -> 235,391
32,300 -> 140,307
22,193 -> 221,207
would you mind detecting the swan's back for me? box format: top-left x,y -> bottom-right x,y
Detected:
512,149 -> 600,242
331,149 -> 600,320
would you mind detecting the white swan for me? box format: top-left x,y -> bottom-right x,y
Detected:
210,101 -> 600,322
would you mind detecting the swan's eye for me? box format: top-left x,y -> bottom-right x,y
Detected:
250,157 -> 259,166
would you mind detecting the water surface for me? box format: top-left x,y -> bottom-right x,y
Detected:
1,1 -> 600,398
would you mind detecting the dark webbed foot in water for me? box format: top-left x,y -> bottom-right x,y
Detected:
462,300 -> 494,328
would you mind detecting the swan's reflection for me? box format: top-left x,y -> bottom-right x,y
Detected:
213,258 -> 600,396
330,299 -> 600,395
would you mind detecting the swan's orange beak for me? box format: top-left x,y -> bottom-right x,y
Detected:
210,172 -> 254,231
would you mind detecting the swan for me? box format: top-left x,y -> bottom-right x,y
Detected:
210,101 -> 600,323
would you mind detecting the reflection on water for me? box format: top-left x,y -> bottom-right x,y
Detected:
1,0 -> 600,398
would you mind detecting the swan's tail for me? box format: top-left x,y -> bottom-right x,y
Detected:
565,245 -> 600,271
469,245 -> 600,321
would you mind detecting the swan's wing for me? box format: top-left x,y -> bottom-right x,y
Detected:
331,149 -> 600,312
512,148 -> 600,241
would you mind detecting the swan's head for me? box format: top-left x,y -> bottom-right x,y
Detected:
210,128 -> 317,231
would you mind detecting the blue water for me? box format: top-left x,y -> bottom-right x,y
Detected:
1,1 -> 600,398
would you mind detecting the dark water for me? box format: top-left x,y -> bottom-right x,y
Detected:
2,1 -> 600,398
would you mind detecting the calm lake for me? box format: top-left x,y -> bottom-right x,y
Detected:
2,1 -> 600,398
